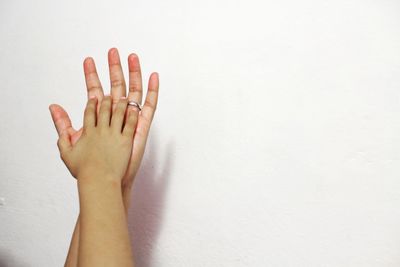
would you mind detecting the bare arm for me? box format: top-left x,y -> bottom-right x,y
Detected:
77,178 -> 133,267
64,215 -> 80,267
56,95 -> 139,266
51,48 -> 159,267
64,189 -> 132,267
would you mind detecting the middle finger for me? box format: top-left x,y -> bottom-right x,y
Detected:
127,53 -> 143,106
108,48 -> 127,110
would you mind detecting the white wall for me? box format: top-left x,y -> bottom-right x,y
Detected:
1,0 -> 400,266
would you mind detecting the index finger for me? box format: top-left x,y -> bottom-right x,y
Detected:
84,57 -> 104,113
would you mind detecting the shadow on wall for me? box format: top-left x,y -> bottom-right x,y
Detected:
0,250 -> 29,267
128,132 -> 174,267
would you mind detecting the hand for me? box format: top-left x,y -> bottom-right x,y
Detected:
57,95 -> 138,182
49,48 -> 159,191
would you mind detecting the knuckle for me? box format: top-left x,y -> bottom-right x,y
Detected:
87,84 -> 102,92
129,84 -> 141,92
57,139 -> 62,149
99,99 -> 111,110
60,152 -> 67,161
139,113 -> 150,124
144,100 -> 155,110
82,127 -> 91,136
86,98 -> 96,107
117,99 -> 128,110
127,106 -> 138,114
84,106 -> 94,114
99,126 -> 110,135
90,97 -> 97,105
111,79 -> 125,88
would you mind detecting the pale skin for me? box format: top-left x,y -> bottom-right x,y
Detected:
60,95 -> 136,266
49,48 -> 159,266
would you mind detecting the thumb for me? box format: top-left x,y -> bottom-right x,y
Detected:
57,130 -> 72,159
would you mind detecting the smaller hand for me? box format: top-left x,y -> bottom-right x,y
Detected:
57,95 -> 139,183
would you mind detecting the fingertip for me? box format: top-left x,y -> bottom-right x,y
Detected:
109,47 -> 118,54
108,47 -> 119,61
128,53 -> 138,59
151,72 -> 159,82
83,57 -> 96,75
149,72 -> 160,89
84,57 -> 93,64
128,53 -> 139,63
49,104 -> 61,114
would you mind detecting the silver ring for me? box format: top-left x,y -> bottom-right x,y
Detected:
127,101 -> 142,111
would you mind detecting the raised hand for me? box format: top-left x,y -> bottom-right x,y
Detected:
49,48 -> 159,202
57,95 -> 138,182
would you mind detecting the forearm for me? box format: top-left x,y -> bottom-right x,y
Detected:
77,177 -> 134,267
64,185 -> 133,267
122,184 -> 133,214
64,215 -> 80,267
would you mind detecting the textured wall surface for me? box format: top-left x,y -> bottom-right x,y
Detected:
1,0 -> 400,266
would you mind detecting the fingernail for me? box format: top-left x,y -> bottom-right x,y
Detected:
120,96 -> 126,99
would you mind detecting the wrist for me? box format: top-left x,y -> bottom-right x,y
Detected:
77,176 -> 122,210
77,173 -> 121,194
77,172 -> 121,186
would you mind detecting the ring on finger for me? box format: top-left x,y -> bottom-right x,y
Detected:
127,101 -> 142,111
